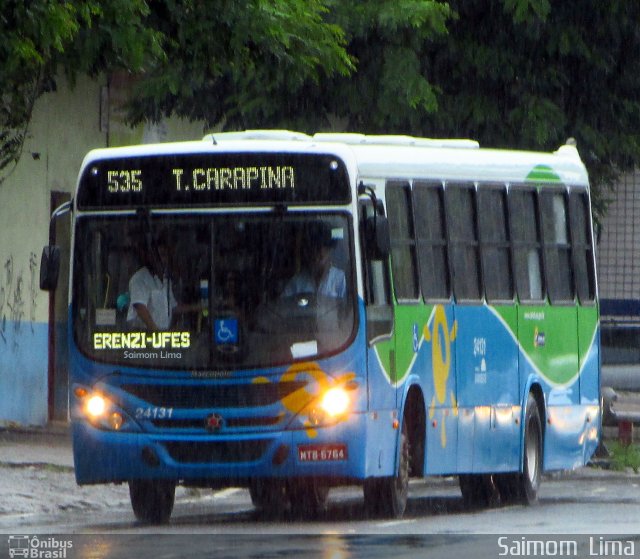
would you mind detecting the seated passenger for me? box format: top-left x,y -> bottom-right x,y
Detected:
127,233 -> 199,330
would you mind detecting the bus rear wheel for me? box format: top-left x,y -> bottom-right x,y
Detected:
363,420 -> 409,518
519,393 -> 543,503
128,480 -> 176,524
496,393 -> 542,505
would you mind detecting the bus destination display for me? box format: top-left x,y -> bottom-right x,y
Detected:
77,153 -> 350,209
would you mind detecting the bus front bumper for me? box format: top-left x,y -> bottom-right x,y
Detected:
71,410 -> 398,486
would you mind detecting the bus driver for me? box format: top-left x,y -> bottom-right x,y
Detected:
282,222 -> 346,299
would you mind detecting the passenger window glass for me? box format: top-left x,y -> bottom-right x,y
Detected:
569,191 -> 595,303
359,199 -> 393,343
478,186 -> 513,301
509,189 -> 545,302
541,191 -> 574,303
445,185 -> 482,301
414,183 -> 450,300
386,182 -> 420,301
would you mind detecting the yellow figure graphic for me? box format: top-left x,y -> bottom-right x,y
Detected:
253,361 -> 355,438
423,305 -> 458,447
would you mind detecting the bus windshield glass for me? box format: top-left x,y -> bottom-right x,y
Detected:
72,212 -> 356,370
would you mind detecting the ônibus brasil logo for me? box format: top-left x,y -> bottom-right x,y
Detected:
7,536 -> 73,559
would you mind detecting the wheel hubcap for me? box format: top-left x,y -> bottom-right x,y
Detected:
526,420 -> 539,484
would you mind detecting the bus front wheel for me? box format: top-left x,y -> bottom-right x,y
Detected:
249,479 -> 289,515
363,420 -> 409,518
128,480 -> 176,524
288,480 -> 330,518
459,474 -> 499,508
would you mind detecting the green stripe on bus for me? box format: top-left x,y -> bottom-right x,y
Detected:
526,165 -> 562,183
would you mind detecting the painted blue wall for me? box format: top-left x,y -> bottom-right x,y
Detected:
0,320 -> 49,426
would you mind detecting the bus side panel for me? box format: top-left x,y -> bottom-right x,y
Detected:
518,304 -> 598,471
365,338 -> 402,479
542,306 -> 599,470
365,290 -> 402,477
418,304 -> 458,475
578,306 -> 600,465
456,305 -> 519,473
578,305 -> 600,406
366,340 -> 396,413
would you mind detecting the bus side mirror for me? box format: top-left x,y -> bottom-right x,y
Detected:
365,215 -> 390,259
40,245 -> 61,291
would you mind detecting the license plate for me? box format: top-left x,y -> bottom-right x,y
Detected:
298,444 -> 347,462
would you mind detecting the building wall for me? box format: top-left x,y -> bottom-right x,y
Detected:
0,76 -> 204,426
597,170 -> 640,305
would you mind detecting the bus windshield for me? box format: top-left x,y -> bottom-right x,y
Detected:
72,212 -> 356,370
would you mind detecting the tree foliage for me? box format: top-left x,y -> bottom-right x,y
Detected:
125,0 -> 355,127
2,0 -> 640,214
420,0 -> 640,215
1,1 -> 78,179
0,0 -> 160,184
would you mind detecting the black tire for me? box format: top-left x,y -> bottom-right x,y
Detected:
520,393 -> 543,504
459,474 -> 499,509
249,479 -> 289,515
364,420 -> 409,518
494,472 -> 521,504
288,480 -> 330,519
496,393 -> 543,505
129,480 -> 176,524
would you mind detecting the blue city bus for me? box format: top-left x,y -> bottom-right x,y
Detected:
41,131 -> 600,522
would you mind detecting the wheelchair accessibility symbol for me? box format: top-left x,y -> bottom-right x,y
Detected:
215,318 -> 239,344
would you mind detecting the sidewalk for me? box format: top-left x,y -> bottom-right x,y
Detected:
0,422 -> 73,469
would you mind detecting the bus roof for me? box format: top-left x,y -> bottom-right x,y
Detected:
82,130 -> 589,188
202,130 -> 588,186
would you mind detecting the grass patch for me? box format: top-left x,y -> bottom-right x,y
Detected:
608,441 -> 640,473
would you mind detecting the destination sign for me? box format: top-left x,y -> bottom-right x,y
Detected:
77,152 -> 350,209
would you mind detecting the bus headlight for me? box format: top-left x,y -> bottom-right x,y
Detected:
292,377 -> 360,430
86,395 -> 107,417
320,387 -> 350,417
73,385 -> 137,432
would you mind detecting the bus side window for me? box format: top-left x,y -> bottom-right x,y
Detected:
445,183 -> 482,302
414,182 -> 450,301
477,185 -> 514,302
540,190 -> 574,303
360,198 -> 393,343
386,181 -> 420,302
509,188 -> 545,302
569,190 -> 596,303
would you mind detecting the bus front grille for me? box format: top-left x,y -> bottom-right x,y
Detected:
121,381 -> 306,409
162,440 -> 270,464
152,415 -> 284,430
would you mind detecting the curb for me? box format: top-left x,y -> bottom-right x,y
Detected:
0,421 -> 70,439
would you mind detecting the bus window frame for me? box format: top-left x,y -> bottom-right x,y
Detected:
568,187 -> 597,306
444,182 -> 484,305
385,180 -> 421,305
539,186 -> 576,306
359,196 -> 394,345
508,185 -> 547,306
476,182 -> 516,305
413,180 -> 453,305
